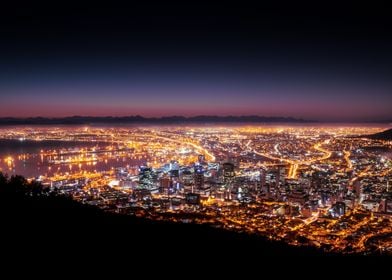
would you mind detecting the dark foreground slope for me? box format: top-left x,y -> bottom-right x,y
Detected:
0,174 -> 328,259
366,128 -> 392,141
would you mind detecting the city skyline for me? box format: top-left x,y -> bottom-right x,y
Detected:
1,125 -> 391,255
1,2 -> 391,257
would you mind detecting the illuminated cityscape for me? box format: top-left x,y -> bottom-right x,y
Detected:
1,125 -> 391,255
1,1 -> 392,258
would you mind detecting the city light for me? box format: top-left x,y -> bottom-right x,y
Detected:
0,125 -> 391,255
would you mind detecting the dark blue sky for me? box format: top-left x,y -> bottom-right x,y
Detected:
1,2 -> 391,121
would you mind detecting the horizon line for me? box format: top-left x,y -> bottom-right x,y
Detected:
0,115 -> 391,124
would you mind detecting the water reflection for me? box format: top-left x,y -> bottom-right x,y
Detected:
0,140 -> 145,178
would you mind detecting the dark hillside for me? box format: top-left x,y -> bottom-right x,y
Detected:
0,172 -> 332,259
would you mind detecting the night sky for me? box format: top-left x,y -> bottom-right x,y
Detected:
1,2 -> 391,121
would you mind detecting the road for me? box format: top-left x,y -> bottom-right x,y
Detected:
253,139 -> 333,179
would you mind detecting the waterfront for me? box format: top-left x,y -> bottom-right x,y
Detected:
0,124 -> 391,255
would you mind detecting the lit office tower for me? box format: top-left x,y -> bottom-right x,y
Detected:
160,175 -> 172,193
333,202 -> 346,217
138,166 -> 154,189
320,191 -> 329,206
353,179 -> 362,198
260,168 -> 266,189
181,169 -> 193,186
275,167 -> 280,188
222,162 -> 235,184
194,164 -> 204,189
169,161 -> 180,178
198,154 -> 205,164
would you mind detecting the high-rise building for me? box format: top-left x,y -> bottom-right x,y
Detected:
181,169 -> 193,186
260,168 -> 266,189
275,167 -> 280,188
194,164 -> 204,189
169,161 -> 180,178
198,154 -> 205,164
330,201 -> 346,217
287,189 -> 308,205
222,162 -> 235,184
222,162 -> 235,177
138,166 -> 154,189
353,179 -> 363,203
160,176 -> 172,192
